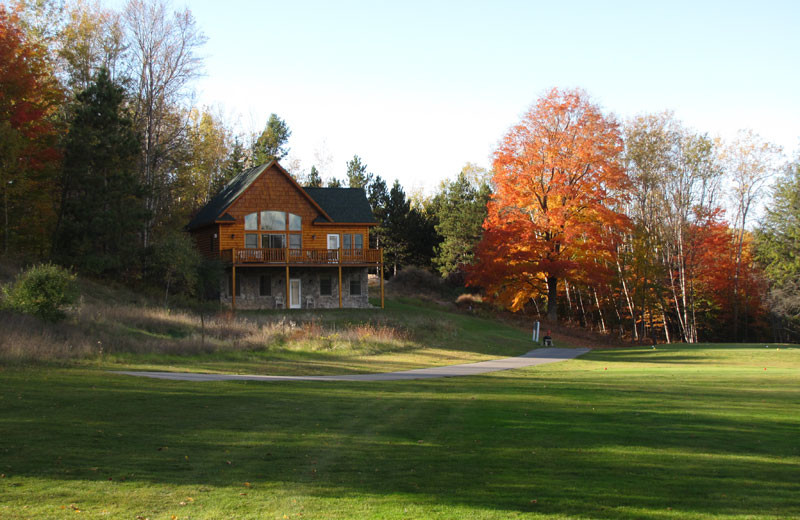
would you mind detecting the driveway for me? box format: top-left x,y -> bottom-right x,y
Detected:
113,347 -> 590,382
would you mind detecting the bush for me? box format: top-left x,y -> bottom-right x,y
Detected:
2,263 -> 79,322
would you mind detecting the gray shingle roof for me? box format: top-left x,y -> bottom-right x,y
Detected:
304,187 -> 376,224
186,162 -> 376,230
186,163 -> 270,230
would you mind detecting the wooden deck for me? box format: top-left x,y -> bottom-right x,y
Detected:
220,248 -> 382,266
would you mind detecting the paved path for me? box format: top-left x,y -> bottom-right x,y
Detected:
113,347 -> 590,382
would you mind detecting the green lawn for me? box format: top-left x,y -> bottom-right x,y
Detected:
1,341 -> 798,519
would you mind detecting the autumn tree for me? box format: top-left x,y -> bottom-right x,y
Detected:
124,0 -> 206,246
720,129 -> 783,339
0,5 -> 62,256
58,0 -> 126,95
470,88 -> 629,321
252,113 -> 291,165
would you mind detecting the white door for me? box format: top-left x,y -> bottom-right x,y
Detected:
327,234 -> 340,263
289,278 -> 301,309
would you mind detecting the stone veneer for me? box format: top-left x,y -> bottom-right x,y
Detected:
220,267 -> 370,309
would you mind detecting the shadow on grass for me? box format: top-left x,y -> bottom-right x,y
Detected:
1,365 -> 799,518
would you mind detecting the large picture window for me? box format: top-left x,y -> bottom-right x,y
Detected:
261,211 -> 285,231
244,212 -> 258,230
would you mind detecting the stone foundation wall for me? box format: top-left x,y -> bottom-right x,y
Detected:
220,267 -> 370,309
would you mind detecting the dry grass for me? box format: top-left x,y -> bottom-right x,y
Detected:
0,297 -> 435,364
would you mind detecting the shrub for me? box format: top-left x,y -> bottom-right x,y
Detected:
3,263 -> 79,322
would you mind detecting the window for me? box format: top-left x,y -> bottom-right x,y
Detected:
320,276 -> 332,296
349,277 -> 361,296
262,233 -> 286,248
288,213 -> 301,231
261,210 -> 285,230
343,233 -> 363,250
259,275 -> 271,296
244,212 -> 258,230
289,234 -> 301,249
245,233 -> 258,249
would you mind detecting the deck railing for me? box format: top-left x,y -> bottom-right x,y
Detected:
220,248 -> 381,265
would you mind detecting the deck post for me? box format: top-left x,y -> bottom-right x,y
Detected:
231,248 -> 236,311
380,248 -> 384,309
338,241 -> 343,308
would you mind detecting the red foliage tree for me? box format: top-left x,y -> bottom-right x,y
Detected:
469,88 -> 630,321
0,5 -> 62,255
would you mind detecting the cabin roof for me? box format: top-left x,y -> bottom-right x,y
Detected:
304,187 -> 377,224
186,161 -> 375,230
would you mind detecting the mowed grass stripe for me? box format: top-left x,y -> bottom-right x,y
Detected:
1,343 -> 799,519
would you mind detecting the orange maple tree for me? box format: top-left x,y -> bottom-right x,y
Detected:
0,5 -> 62,254
469,88 -> 630,321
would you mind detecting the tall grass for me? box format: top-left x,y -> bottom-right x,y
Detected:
0,298 -> 456,363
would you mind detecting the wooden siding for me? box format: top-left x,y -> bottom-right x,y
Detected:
191,225 -> 218,258
213,163 -> 370,252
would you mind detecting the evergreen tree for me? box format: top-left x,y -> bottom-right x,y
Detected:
346,154 -> 372,188
432,169 -> 491,277
326,177 -> 342,188
755,160 -> 800,341
379,180 -> 411,275
252,113 -> 291,165
305,165 -> 322,187
54,68 -> 147,275
214,135 -> 246,192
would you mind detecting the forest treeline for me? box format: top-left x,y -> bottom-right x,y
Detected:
1,1 -> 797,343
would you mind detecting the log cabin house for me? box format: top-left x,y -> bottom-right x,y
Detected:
187,160 -> 383,309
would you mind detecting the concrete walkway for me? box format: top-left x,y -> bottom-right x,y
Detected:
113,347 -> 590,382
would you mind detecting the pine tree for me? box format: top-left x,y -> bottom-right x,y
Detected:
252,113 -> 291,165
305,165 -> 322,187
433,169 -> 491,277
54,68 -> 147,275
346,154 -> 372,188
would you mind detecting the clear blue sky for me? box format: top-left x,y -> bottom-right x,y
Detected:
176,0 -> 798,192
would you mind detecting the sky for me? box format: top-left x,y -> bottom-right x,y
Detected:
160,0 -> 800,192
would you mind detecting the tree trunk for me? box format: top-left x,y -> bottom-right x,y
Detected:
547,276 -> 558,322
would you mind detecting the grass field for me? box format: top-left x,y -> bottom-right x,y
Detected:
2,331 -> 798,519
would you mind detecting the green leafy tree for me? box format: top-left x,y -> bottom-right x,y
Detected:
326,176 -> 342,188
252,113 -> 291,165
346,154 -> 373,188
432,166 -> 491,278
756,160 -> 800,341
149,230 -> 202,307
54,68 -> 147,275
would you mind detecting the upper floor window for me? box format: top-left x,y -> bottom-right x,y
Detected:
289,213 -> 301,231
244,212 -> 258,230
343,233 -> 364,250
261,211 -> 285,230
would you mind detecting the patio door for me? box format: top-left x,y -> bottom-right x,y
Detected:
327,234 -> 340,263
289,278 -> 301,309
